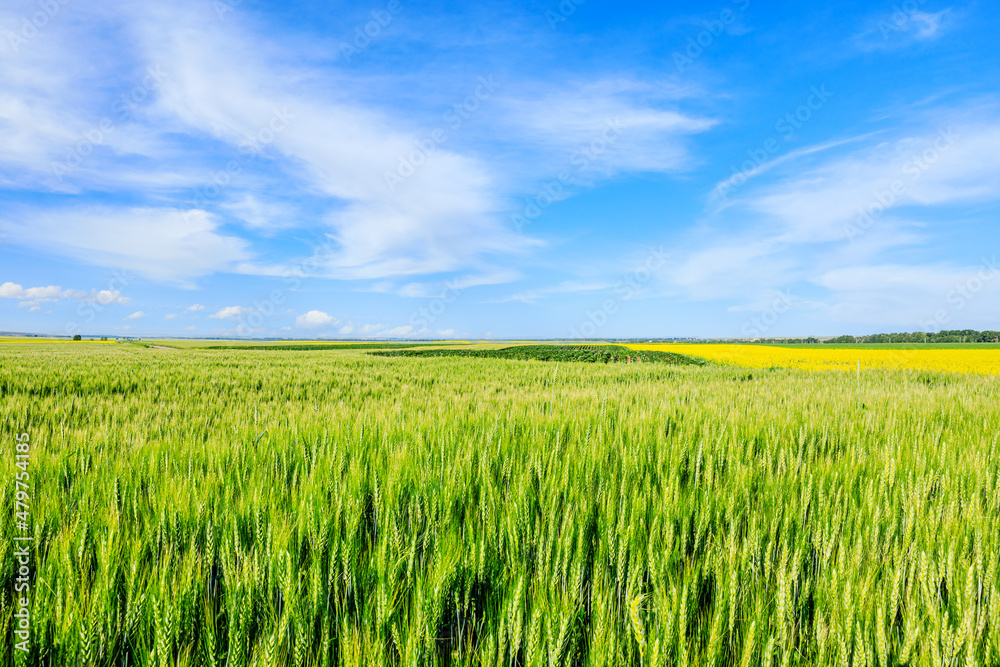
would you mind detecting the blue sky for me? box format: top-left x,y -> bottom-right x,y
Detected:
1,0 -> 998,339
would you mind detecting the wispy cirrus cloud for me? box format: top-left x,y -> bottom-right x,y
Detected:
489,280 -> 611,304
499,78 -> 716,179
0,207 -> 252,285
853,6 -> 954,51
124,2 -> 535,281
743,121 -> 1000,244
709,133 -> 882,205
2,0 -> 995,338
368,269 -> 521,299
665,106 -> 1000,329
2,0 -> 717,290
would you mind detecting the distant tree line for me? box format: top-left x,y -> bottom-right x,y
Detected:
825,330 -> 1000,344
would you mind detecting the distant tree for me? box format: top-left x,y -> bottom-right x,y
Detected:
72,334 -> 82,341
823,329 -> 1000,344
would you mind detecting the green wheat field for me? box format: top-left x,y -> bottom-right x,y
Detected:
1,342 -> 999,666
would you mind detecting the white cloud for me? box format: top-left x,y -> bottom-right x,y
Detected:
121,8 -> 535,281
709,134 -> 881,204
164,313 -> 178,319
906,10 -> 949,39
815,264 -> 964,294
812,261 -> 1000,327
0,283 -> 77,300
0,4 -> 206,195
502,79 -> 716,178
0,2 -> 715,291
1,0 -> 988,340
371,269 -> 522,299
0,282 -> 130,309
737,124 -> 1000,245
92,290 -> 131,305
437,328 -> 457,337
0,6 -> 109,180
664,111 -> 1000,328
667,239 -> 795,302
114,10 -> 709,285
209,305 -> 252,320
186,304 -> 205,312
125,311 -> 146,320
855,8 -> 953,51
492,280 -> 611,304
221,195 -> 297,231
295,310 -> 336,328
1,207 -> 253,285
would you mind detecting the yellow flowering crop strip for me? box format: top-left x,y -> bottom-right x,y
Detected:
626,343 -> 1000,375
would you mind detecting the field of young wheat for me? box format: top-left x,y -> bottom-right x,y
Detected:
2,342 -> 999,666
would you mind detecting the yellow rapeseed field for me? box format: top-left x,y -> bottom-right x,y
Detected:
626,343 -> 1000,375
